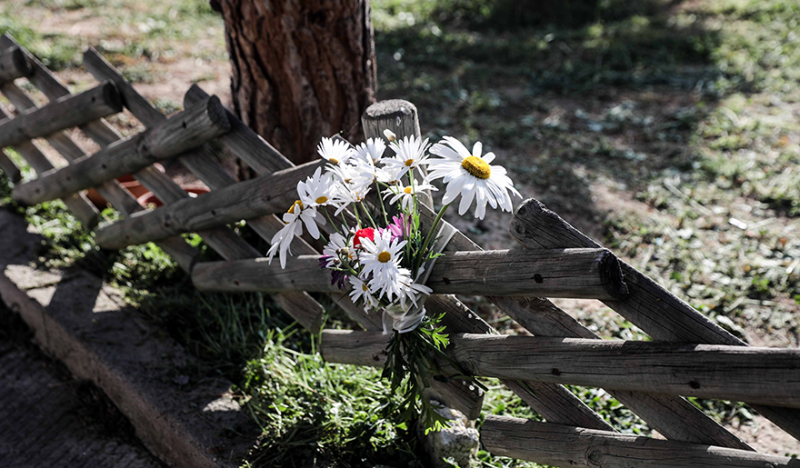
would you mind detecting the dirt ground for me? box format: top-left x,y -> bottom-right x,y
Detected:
2,0 -> 800,459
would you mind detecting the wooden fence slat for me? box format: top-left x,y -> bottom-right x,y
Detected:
480,415 -> 799,468
322,331 -> 800,408
92,159 -> 322,248
415,203 -> 754,449
0,46 -> 31,82
0,81 -> 121,150
190,248 -> 626,300
12,96 -> 229,206
77,51 -> 270,263
0,35 -> 201,271
1,80 -> 143,216
511,198 -> 800,441
183,84 -> 294,174
0,97 -> 100,228
80,49 -> 325,329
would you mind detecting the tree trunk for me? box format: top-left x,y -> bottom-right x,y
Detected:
214,0 -> 377,171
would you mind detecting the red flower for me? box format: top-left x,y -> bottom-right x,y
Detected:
353,227 -> 375,248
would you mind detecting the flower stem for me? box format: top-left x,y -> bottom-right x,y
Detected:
360,202 -> 378,229
375,181 -> 389,225
414,203 -> 451,276
324,207 -> 342,236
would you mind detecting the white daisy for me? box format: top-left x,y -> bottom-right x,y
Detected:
327,160 -> 361,188
359,229 -> 407,286
382,178 -> 438,211
317,136 -> 353,166
396,269 -> 433,312
383,135 -> 430,177
383,129 -> 397,142
374,162 -> 407,186
322,232 -> 357,268
298,167 -> 339,208
267,200 -> 325,268
348,157 -> 387,193
427,136 -> 521,219
332,183 -> 372,216
349,275 -> 379,309
352,138 -> 387,165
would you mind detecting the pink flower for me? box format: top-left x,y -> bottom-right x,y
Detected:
384,215 -> 410,242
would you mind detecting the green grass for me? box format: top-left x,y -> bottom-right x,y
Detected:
2,0 -> 800,464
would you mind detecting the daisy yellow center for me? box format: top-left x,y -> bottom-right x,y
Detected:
404,159 -> 414,167
287,200 -> 304,214
403,187 -> 413,194
315,196 -> 328,204
362,284 -> 368,292
462,156 -> 491,179
329,158 -> 339,165
378,251 -> 392,263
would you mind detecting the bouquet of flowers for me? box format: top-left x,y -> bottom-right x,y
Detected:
267,130 -> 520,431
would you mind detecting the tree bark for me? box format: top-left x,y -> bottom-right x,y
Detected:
214,0 -> 377,171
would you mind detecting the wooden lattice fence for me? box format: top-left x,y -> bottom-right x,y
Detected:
1,34 -> 800,468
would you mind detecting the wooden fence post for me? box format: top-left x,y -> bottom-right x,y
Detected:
362,99 -> 434,207
362,99 -> 479,468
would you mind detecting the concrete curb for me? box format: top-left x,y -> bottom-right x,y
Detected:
0,208 -> 258,468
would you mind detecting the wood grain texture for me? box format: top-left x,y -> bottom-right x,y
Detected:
12,96 -> 230,206
191,248 -> 624,299
216,0 -> 376,166
82,49 -> 326,329
453,334 -> 800,407
183,84 -> 294,174
0,46 -> 31,82
426,294 -> 614,431
0,35 -> 200,270
323,331 -> 800,408
511,197 -> 800,441
93,160 -> 323,249
0,82 -> 121,149
428,248 -> 627,299
511,198 -> 742,345
480,415 -> 800,468
0,93 -> 100,228
362,99 -> 432,206
416,197 -> 752,447
1,80 -> 142,216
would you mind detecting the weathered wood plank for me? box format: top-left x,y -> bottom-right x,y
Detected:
1,80 -> 143,216
323,331 -> 800,408
12,96 -> 230,206
511,199 -> 742,345
416,197 -> 755,448
81,51 -> 327,329
426,294 -> 614,431
428,248 -> 627,299
183,84 -> 294,174
0,46 -> 31,82
511,197 -> 800,441
480,415 -> 799,468
0,82 -> 121,149
0,99 -> 100,228
92,160 -> 323,249
362,99 -> 432,207
191,248 -> 624,299
0,36 -> 201,270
